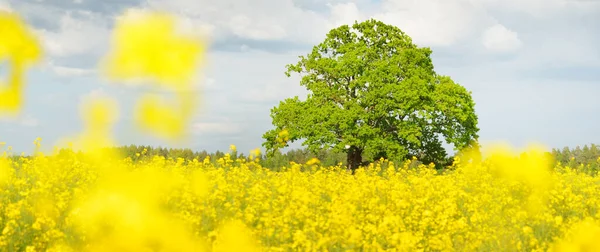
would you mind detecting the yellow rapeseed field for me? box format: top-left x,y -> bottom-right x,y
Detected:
1,8 -> 600,252
0,145 -> 600,251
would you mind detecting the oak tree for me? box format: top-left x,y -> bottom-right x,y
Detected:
263,19 -> 479,172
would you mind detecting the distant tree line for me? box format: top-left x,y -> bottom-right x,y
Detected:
77,144 -> 453,170
11,143 -> 599,175
551,144 -> 600,175
109,143 -> 600,175
107,144 -> 349,171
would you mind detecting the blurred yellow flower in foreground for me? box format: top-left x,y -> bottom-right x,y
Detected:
56,97 -> 120,161
101,10 -> 206,140
78,97 -> 119,149
551,218 -> 600,252
213,220 -> 260,252
101,10 -> 205,89
134,92 -> 196,139
0,11 -> 41,114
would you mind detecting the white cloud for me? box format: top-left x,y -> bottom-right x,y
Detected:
0,0 -> 11,12
481,24 -> 522,53
20,114 -> 39,127
34,11 -> 109,58
328,2 -> 366,27
478,0 -> 593,18
372,0 -> 493,47
240,79 -> 305,103
229,15 -> 287,40
477,21 -> 599,69
52,65 -> 95,77
144,0 -> 332,44
103,72 -> 210,93
191,120 -> 242,135
204,77 -> 217,90
203,49 -> 308,104
0,114 -> 39,127
136,0 -> 600,54
83,88 -> 107,100
116,7 -> 215,39
78,88 -> 109,106
44,60 -> 96,77
175,15 -> 216,39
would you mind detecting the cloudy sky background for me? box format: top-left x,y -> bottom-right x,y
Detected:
0,0 -> 599,155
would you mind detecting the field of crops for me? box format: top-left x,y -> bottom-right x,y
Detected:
0,145 -> 598,251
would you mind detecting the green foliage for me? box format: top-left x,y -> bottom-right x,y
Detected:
258,148 -> 346,171
263,19 -> 479,170
552,144 -> 600,175
46,145 -> 347,171
38,143 -> 600,175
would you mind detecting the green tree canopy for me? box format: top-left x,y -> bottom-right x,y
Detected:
262,19 -> 479,172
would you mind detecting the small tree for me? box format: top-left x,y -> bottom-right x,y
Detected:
262,19 -> 479,172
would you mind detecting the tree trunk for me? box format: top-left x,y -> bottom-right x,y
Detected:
347,146 -> 363,174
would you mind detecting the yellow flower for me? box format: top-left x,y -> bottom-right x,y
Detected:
58,97 -> 118,154
101,11 -> 206,141
101,10 -> 206,89
229,144 -> 237,152
33,137 -> 41,147
0,11 -> 41,113
134,93 -> 194,139
277,129 -> 290,144
306,157 -> 320,166
213,220 -> 260,252
0,158 -> 13,184
555,216 -> 563,226
250,148 -> 261,159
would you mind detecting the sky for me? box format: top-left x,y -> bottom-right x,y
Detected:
0,0 -> 599,155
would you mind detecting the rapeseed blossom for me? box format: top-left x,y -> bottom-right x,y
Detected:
250,148 -> 261,158
306,157 -> 320,165
277,129 -> 289,144
101,10 -> 206,140
101,10 -> 205,88
0,11 -> 41,114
